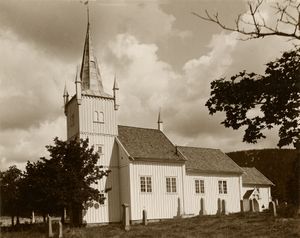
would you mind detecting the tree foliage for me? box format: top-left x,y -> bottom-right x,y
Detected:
206,48 -> 300,147
0,166 -> 24,226
1,137 -> 109,227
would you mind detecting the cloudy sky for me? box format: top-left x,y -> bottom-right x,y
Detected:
0,0 -> 295,170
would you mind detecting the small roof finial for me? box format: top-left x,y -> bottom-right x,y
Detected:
158,107 -> 163,123
113,73 -> 119,90
63,82 -> 69,97
83,0 -> 90,25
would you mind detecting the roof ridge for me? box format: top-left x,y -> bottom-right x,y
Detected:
178,145 -> 220,151
118,125 -> 159,131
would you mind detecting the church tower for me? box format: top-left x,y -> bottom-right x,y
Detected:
63,14 -> 120,223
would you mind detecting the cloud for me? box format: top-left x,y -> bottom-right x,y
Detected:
0,29 -> 74,131
0,116 -> 66,171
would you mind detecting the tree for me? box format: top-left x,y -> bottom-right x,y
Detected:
0,166 -> 24,226
45,137 -> 110,226
206,49 -> 300,148
194,0 -> 300,211
193,0 -> 300,41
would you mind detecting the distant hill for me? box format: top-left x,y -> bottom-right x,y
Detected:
227,149 -> 298,204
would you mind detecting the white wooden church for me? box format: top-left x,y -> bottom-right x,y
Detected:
63,19 -> 274,224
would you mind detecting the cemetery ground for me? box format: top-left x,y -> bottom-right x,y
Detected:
1,212 -> 300,238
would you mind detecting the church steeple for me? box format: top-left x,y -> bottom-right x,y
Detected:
79,9 -> 106,96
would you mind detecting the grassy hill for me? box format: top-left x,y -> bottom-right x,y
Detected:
227,149 -> 298,203
2,213 -> 300,238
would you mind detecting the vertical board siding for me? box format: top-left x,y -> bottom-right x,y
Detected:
80,96 -> 117,136
118,143 -> 131,214
83,167 -> 121,223
76,95 -> 120,223
242,185 -> 271,211
130,162 -> 185,221
184,174 -> 241,215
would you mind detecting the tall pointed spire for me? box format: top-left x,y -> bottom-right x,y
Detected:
80,2 -> 106,96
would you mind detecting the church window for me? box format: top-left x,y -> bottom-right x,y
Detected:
140,176 -> 152,193
94,111 -> 104,123
195,179 -> 205,194
99,193 -> 105,205
166,177 -> 177,193
96,145 -> 103,155
218,181 -> 227,194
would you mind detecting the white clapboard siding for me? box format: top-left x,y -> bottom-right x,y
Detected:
66,94 -> 120,224
184,173 -> 242,215
83,167 -> 121,223
242,185 -> 271,211
79,96 -> 117,136
118,142 -> 131,217
129,162 -> 185,221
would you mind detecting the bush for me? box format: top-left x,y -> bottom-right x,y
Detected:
277,203 -> 298,218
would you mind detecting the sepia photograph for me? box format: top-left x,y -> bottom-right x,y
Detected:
0,0 -> 299,237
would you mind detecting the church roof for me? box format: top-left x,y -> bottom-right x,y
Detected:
178,146 -> 243,174
241,167 -> 274,186
117,125 -> 185,162
80,22 -> 112,98
243,189 -> 255,199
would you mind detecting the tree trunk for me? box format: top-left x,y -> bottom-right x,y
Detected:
70,203 -> 83,227
296,142 -> 300,214
16,215 -> 20,226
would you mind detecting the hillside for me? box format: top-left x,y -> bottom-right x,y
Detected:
227,149 -> 298,203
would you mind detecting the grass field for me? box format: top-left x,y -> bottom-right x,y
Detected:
1,212 -> 300,238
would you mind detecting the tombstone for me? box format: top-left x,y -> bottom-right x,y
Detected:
199,197 -> 207,215
275,199 -> 279,207
59,220 -> 63,238
240,200 -> 244,212
31,211 -> 35,224
249,199 -> 254,212
269,201 -> 277,217
122,203 -> 130,231
48,216 -> 63,238
217,198 -> 222,215
177,197 -> 182,217
48,216 -> 54,238
221,199 -> 227,215
142,209 -> 148,225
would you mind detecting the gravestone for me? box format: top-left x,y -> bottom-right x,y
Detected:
142,209 -> 148,225
217,198 -> 222,215
221,199 -> 227,215
240,200 -> 244,212
269,201 -> 277,217
199,197 -> 206,215
122,204 -> 130,231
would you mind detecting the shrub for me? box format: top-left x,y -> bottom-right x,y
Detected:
277,203 -> 298,218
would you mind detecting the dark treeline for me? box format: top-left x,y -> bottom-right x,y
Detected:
227,149 -> 298,204
0,137 -> 110,227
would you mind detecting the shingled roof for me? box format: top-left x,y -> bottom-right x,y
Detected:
117,126 -> 184,162
178,146 -> 243,174
241,167 -> 274,186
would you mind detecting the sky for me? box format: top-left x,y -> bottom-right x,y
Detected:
0,0 -> 296,170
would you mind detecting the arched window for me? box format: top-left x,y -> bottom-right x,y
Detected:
99,112 -> 104,123
94,111 -> 104,123
94,111 -> 99,122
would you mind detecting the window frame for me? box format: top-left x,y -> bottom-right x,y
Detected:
140,176 -> 152,193
195,179 -> 205,194
218,180 -> 228,194
166,176 -> 177,194
93,111 -> 104,123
